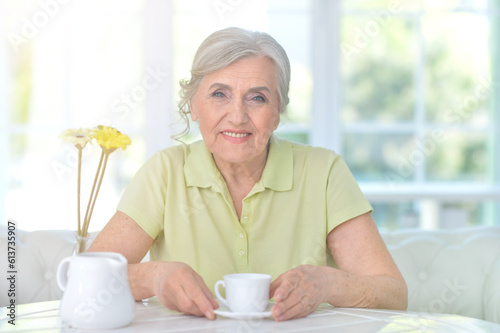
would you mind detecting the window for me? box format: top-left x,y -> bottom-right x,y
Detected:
335,1 -> 500,229
1,0 -> 171,231
2,0 -> 499,231
170,0 -> 314,144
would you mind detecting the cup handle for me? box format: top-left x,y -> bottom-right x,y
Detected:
214,280 -> 229,307
56,257 -> 72,292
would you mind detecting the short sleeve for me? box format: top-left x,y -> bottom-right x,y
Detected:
326,155 -> 372,233
117,152 -> 168,239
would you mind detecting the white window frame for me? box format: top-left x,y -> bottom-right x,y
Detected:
311,0 -> 500,227
143,0 -> 174,158
0,1 -> 173,228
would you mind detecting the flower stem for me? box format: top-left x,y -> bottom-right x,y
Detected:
83,151 -> 110,237
82,150 -> 105,237
77,147 -> 82,235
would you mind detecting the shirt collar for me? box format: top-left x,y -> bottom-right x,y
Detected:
260,135 -> 293,191
184,140 -> 221,189
184,135 -> 293,192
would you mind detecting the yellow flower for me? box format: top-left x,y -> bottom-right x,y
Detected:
60,128 -> 92,150
59,125 -> 132,244
91,125 -> 131,153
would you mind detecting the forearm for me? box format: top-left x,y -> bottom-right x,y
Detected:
127,261 -> 161,301
326,267 -> 408,310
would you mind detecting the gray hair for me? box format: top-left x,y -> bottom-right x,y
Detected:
174,27 -> 291,140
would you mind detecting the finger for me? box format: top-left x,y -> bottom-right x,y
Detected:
272,273 -> 300,302
202,287 -> 219,310
208,294 -> 219,310
184,279 -> 217,320
156,284 -> 184,313
196,275 -> 219,309
197,279 -> 219,318
176,288 -> 202,316
272,275 -> 309,320
269,274 -> 285,297
194,274 -> 219,311
167,275 -> 208,317
162,298 -> 182,313
272,286 -> 302,319
274,295 -> 313,322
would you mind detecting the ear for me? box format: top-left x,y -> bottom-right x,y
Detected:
190,101 -> 198,122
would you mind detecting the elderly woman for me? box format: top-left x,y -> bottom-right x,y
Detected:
89,27 -> 407,321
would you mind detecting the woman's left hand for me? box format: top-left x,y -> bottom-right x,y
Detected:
269,265 -> 334,321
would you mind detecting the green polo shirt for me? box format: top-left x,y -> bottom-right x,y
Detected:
117,135 -> 372,293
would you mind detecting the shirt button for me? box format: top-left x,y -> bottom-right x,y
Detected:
242,216 -> 249,223
239,233 -> 244,238
239,250 -> 245,256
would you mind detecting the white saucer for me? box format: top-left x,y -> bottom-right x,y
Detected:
214,303 -> 274,320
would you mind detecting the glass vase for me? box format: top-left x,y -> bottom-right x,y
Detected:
73,232 -> 91,255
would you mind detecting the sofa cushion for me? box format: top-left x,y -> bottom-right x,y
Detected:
0,229 -> 96,306
483,256 -> 500,323
381,226 -> 500,323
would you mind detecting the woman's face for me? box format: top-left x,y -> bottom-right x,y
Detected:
190,56 -> 281,166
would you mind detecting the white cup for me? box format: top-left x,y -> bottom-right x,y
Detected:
214,273 -> 271,313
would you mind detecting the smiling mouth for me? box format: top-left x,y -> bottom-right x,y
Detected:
222,131 -> 250,138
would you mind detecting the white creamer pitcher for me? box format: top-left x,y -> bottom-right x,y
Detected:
57,252 -> 136,329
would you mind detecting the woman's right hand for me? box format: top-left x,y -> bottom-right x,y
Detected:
89,212 -> 218,319
153,261 -> 219,320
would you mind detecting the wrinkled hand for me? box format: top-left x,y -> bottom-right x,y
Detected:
270,265 -> 333,321
153,262 -> 219,320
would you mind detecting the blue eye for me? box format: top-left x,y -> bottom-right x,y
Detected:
253,95 -> 265,102
213,91 -> 225,98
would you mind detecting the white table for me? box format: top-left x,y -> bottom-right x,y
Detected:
1,299 -> 500,332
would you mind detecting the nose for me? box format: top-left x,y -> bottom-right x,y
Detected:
227,100 -> 248,125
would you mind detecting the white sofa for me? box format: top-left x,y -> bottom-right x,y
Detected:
381,226 -> 500,324
0,229 -> 98,307
1,226 -> 499,323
